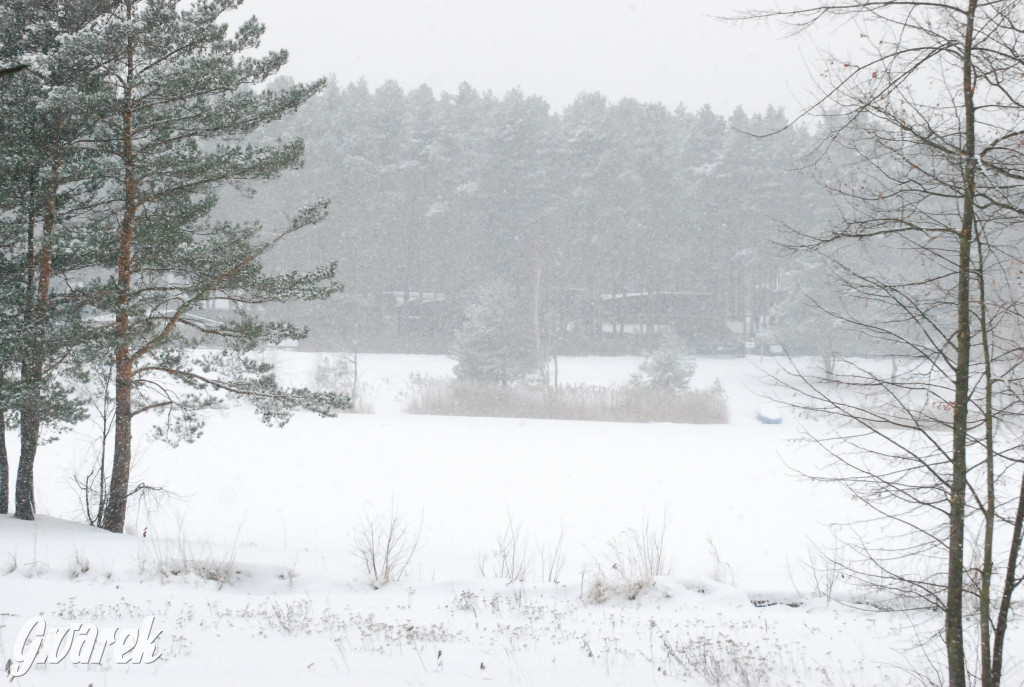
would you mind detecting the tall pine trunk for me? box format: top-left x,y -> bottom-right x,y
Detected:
14,375 -> 40,520
100,198 -> 138,534
14,187 -> 38,520
15,252 -> 52,521
14,141 -> 62,521
102,344 -> 133,532
101,17 -> 137,534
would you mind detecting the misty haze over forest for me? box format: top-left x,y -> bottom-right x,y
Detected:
221,77 -> 850,357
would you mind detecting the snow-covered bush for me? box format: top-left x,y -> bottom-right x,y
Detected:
631,334 -> 695,392
583,516 -> 670,603
583,565 -> 655,604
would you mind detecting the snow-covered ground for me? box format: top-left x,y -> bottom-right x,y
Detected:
0,354 -> 1016,685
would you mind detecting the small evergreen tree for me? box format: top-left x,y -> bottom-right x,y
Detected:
631,334 -> 695,392
453,282 -> 535,385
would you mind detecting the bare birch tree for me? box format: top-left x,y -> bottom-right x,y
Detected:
744,2 -> 1024,685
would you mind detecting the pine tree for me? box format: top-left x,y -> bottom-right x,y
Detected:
453,282 -> 536,385
0,0 -> 113,519
631,334 -> 695,392
53,0 -> 347,533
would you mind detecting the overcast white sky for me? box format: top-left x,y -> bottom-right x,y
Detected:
230,0 -> 825,116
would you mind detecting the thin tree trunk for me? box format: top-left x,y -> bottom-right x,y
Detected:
947,5 -> 978,685
0,411 -> 8,515
974,224 -> 995,687
991,470 -> 1024,687
533,249 -> 548,386
350,347 -> 359,403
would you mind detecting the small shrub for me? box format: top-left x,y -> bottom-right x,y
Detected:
537,526 -> 567,584
141,525 -> 240,589
583,564 -> 654,603
23,560 -> 50,579
162,545 -> 236,587
492,512 -> 531,583
614,515 -> 670,579
804,538 -> 845,603
277,556 -> 300,588
473,548 -> 490,577
453,589 -> 478,612
583,515 -> 670,603
352,505 -> 422,589
707,538 -> 735,586
69,549 -> 91,579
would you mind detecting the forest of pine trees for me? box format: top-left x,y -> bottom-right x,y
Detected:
227,78 -> 843,355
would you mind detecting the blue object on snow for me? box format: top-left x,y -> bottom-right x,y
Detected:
756,404 -> 783,424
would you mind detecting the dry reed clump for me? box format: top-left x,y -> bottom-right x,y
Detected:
405,378 -> 728,424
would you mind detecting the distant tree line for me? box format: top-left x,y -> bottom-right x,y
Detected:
226,79 -> 844,356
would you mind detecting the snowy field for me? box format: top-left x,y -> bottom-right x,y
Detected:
1,353 -> 1017,685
